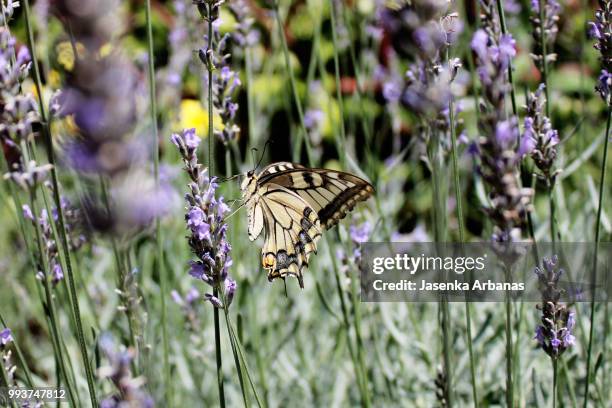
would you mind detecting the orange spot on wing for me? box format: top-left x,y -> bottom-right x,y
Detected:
263,254 -> 276,269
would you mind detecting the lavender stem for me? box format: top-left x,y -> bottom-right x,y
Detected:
144,0 -> 172,403
495,0 -> 519,117
538,0 -> 551,117
273,2 -> 314,165
203,3 -> 225,406
21,1 -> 97,404
329,0 -> 348,168
583,107 -> 611,407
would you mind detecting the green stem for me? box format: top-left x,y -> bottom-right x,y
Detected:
430,127 -> 452,406
245,48 -> 258,149
273,2 -> 313,165
328,240 -> 369,405
0,313 -> 34,388
144,1 -> 172,402
222,306 -> 249,407
504,268 -> 514,408
225,315 -> 264,408
553,358 -> 558,408
205,6 -> 225,406
449,79 -> 478,407
538,0 -> 551,118
22,1 -> 97,405
583,107 -> 611,408
348,254 -> 372,408
0,357 -> 17,408
339,3 -> 373,145
562,358 -> 578,408
495,0 -> 519,118
29,196 -> 79,407
549,182 -> 557,245
328,0 -> 347,168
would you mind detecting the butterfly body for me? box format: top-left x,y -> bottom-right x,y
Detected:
241,162 -> 374,288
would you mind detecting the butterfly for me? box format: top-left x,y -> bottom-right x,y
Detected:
240,162 -> 374,288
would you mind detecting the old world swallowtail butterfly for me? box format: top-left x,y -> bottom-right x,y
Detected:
240,162 -> 374,288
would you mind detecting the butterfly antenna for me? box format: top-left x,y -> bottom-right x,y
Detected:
283,278 -> 288,298
223,200 -> 246,221
218,174 -> 241,183
251,139 -> 274,172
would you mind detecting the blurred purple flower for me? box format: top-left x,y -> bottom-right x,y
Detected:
472,8 -> 532,241
350,222 -> 372,244
51,262 -> 64,285
378,2 -> 462,121
495,119 -> 519,150
22,204 -> 34,221
304,109 -> 324,130
0,328 -> 12,347
98,334 -> 154,408
55,0 -> 174,233
530,0 -> 561,72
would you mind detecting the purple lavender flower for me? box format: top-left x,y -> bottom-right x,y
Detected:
471,28 -> 516,108
0,327 -> 15,385
193,0 -> 241,145
304,109 -> 324,131
590,1 -> 612,104
172,287 -> 202,331
534,256 -> 576,359
22,190 -> 86,286
350,222 -> 372,244
0,328 -> 12,347
529,0 -> 561,72
471,7 -> 532,242
55,0 -> 174,233
173,129 -> 236,309
98,334 -> 154,408
224,278 -> 236,306
378,2 -> 462,119
0,20 -> 46,191
230,0 -> 260,48
522,84 -> 559,181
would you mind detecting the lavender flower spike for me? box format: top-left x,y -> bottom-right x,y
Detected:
98,334 -> 154,408
173,128 -> 236,309
0,22 -> 47,192
534,256 -> 576,359
197,6 -> 241,145
522,84 -> 559,182
529,0 -> 561,71
471,3 -> 533,242
589,1 -> 612,104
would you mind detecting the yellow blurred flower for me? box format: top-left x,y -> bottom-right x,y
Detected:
56,41 -> 112,71
48,70 -> 61,88
56,41 -> 86,71
99,43 -> 113,58
178,99 -> 224,135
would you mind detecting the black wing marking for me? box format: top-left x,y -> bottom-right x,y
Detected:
257,164 -> 374,229
258,184 -> 321,288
